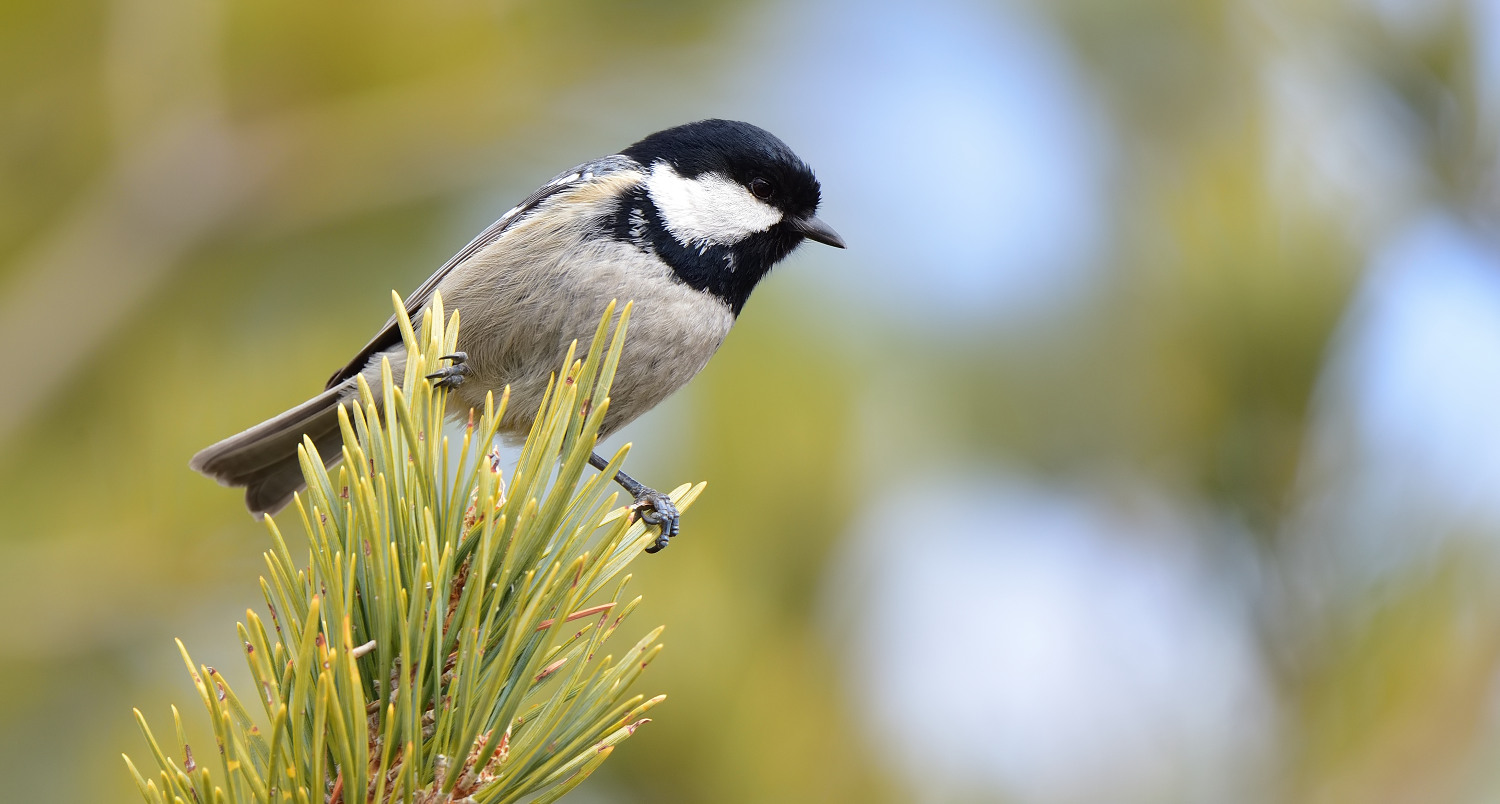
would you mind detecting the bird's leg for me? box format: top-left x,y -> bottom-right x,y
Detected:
589,451 -> 679,553
426,351 -> 471,389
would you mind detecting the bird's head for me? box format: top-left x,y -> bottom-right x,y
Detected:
620,119 -> 843,313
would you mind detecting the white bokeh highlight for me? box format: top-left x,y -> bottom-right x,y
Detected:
735,0 -> 1113,327
825,475 -> 1276,803
1294,216 -> 1500,586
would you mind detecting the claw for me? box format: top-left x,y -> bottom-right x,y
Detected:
587,454 -> 683,553
426,359 -> 471,390
631,491 -> 680,553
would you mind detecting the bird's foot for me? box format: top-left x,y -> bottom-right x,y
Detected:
630,489 -> 680,553
426,352 -> 470,390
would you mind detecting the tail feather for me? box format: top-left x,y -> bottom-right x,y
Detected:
190,382 -> 354,517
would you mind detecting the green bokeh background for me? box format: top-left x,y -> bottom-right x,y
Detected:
3,0 -> 1500,802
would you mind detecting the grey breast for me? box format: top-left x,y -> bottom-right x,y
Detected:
432,175 -> 737,441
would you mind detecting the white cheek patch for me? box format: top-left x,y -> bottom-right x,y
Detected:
646,162 -> 784,247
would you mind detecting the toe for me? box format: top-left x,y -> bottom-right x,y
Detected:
632,492 -> 680,552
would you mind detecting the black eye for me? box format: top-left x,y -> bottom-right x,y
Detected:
749,178 -> 773,200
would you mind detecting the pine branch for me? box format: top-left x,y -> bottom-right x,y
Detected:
126,292 -> 698,803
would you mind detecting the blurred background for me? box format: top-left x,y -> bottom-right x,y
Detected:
3,0 -> 1500,801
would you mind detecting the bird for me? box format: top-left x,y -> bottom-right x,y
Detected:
190,119 -> 843,552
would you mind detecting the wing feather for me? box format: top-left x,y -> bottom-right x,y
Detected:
325,155 -> 638,388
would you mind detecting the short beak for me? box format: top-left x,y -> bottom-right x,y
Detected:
792,215 -> 846,249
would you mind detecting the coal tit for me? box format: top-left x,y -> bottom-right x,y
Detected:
191,119 -> 843,552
